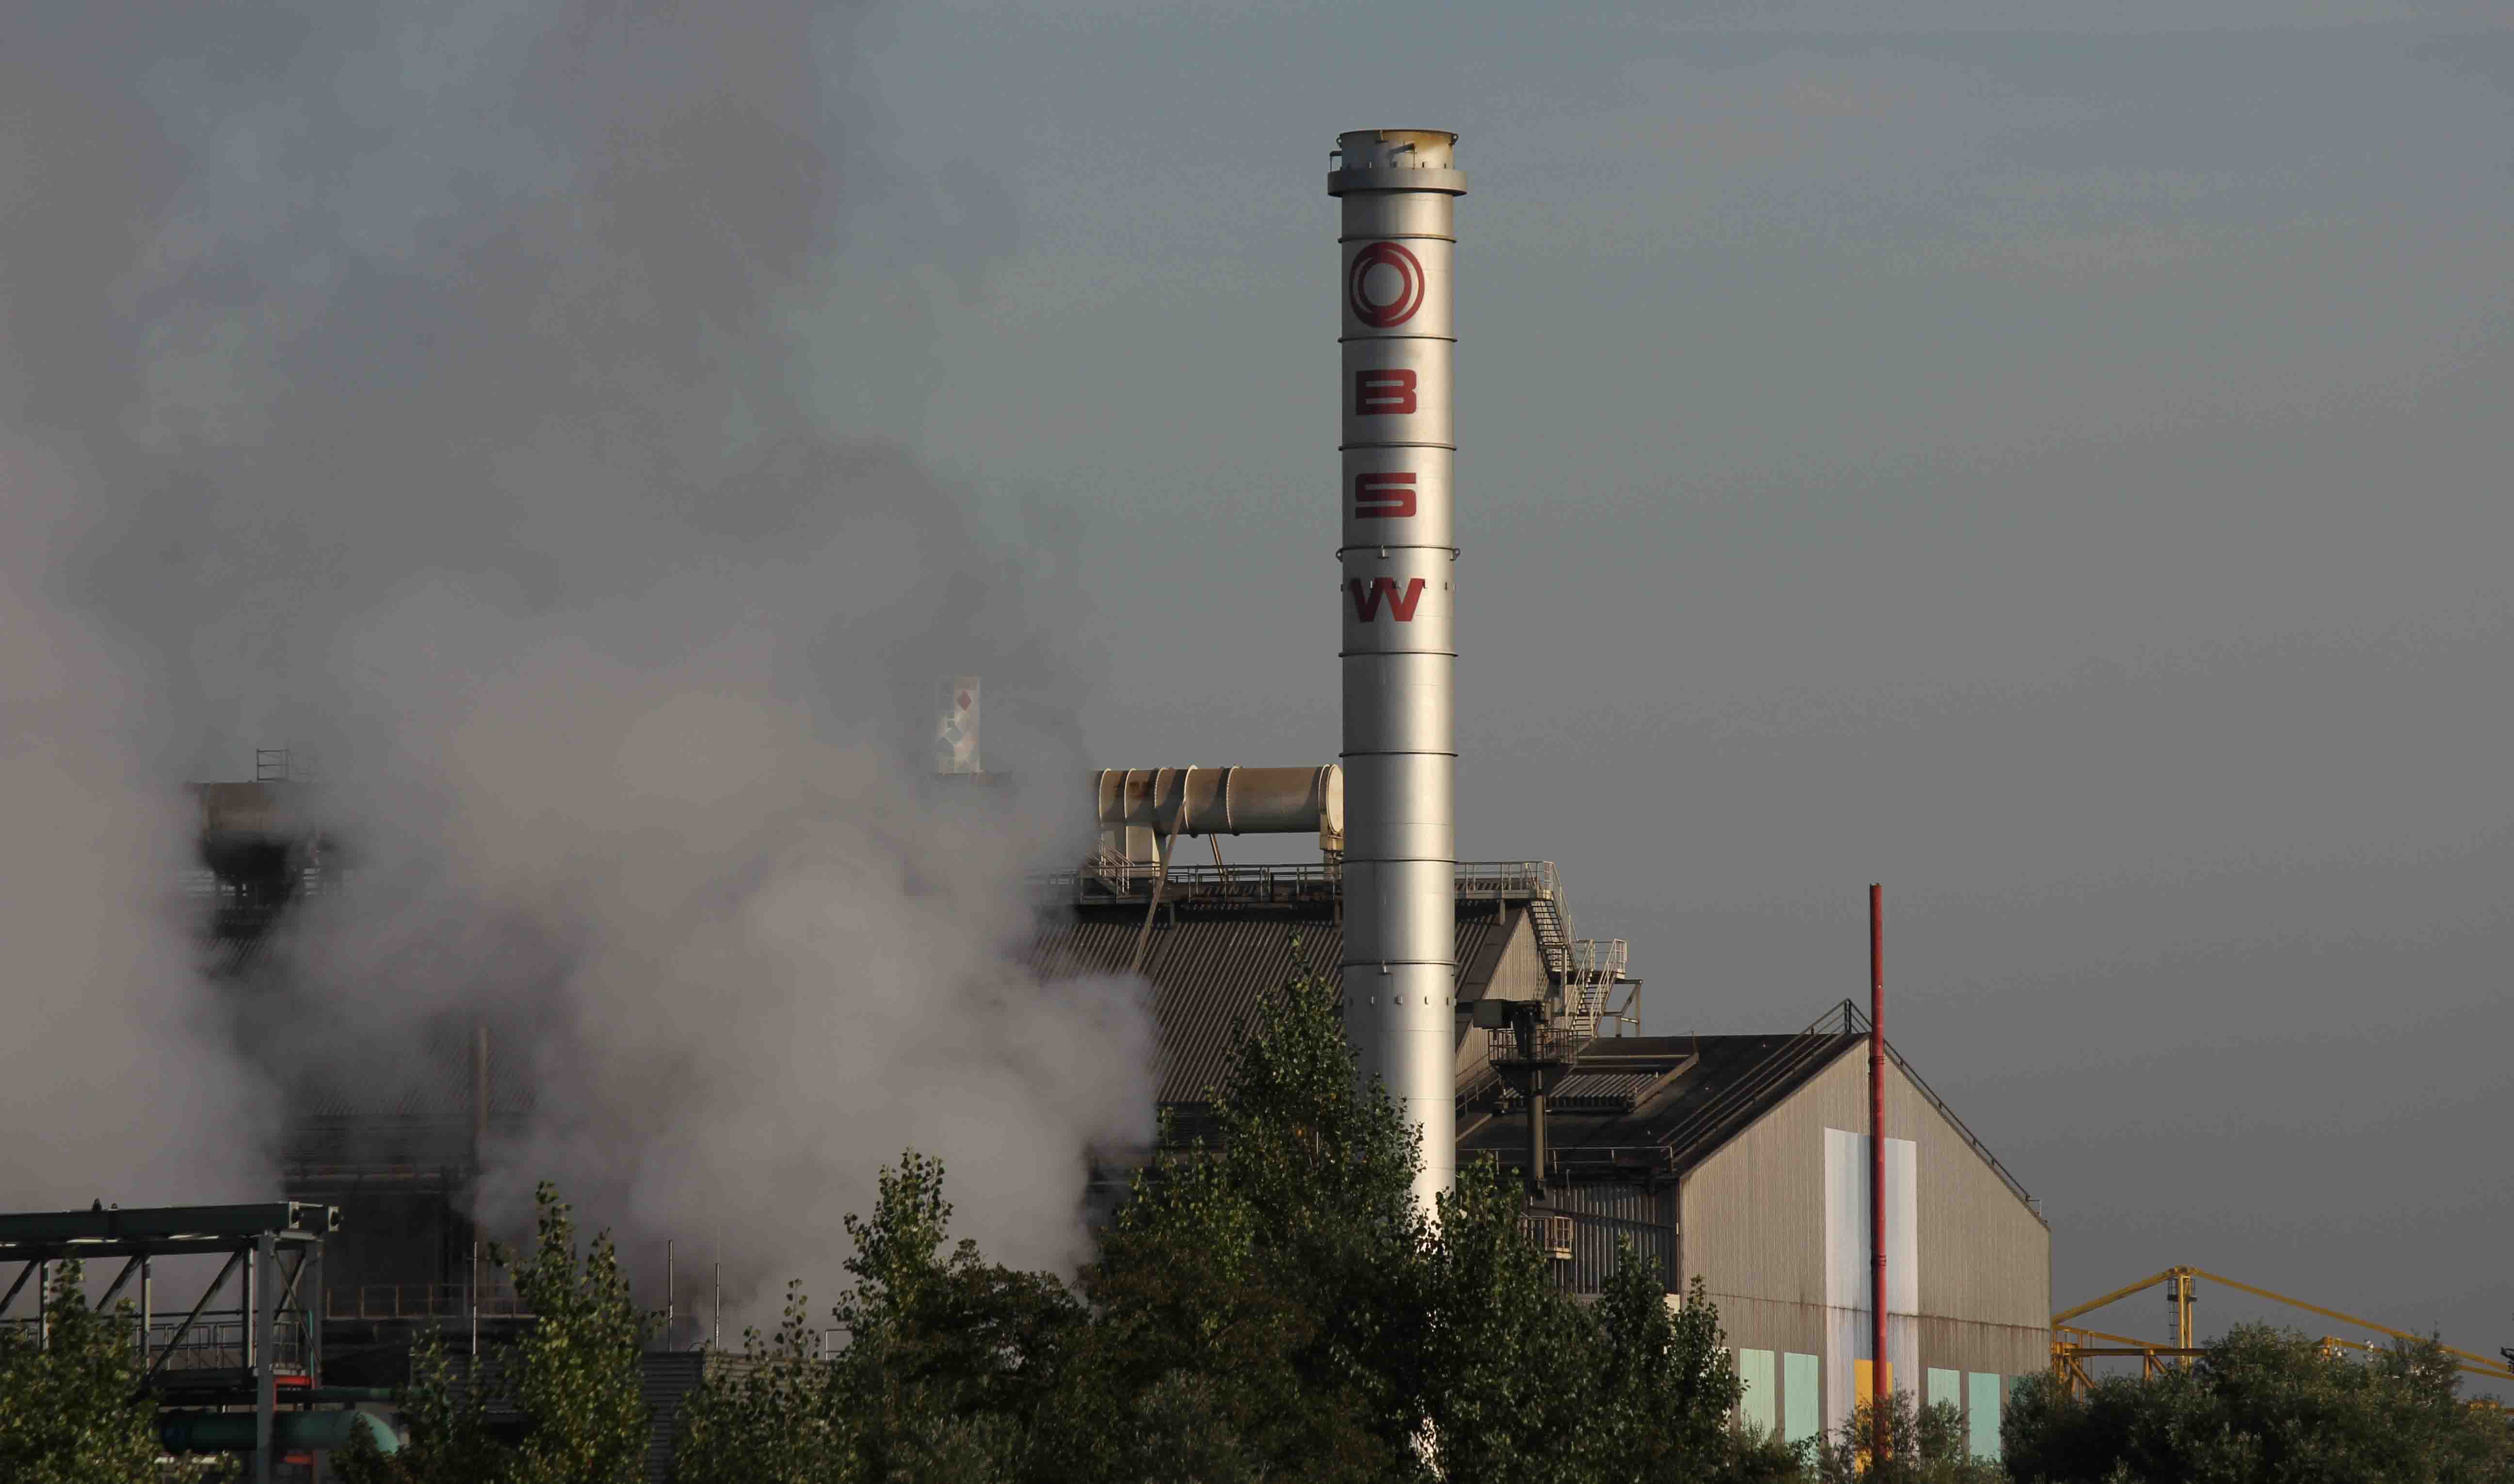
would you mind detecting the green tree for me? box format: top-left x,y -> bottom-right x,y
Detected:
1415,1155 -> 1603,1482
0,1260 -> 165,1484
344,1327 -> 502,1484
562,954 -> 1765,1483
1044,955 -> 1752,1484
1041,962 -> 1429,1482
1809,1388 -> 2001,1484
506,1183 -> 653,1484
671,1281 -> 852,1484
343,1182 -> 652,1484
674,1153 -> 1086,1484
828,1152 -> 1084,1483
1580,1261 -> 1749,1482
2002,1323 -> 2514,1484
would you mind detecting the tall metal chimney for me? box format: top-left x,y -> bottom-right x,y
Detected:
1331,128 -> 1464,1209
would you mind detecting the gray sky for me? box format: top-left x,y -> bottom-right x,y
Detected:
3,0 -> 2505,1370
833,1 -> 2514,1368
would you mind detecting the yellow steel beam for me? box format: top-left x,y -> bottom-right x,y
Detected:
2185,1268 -> 2509,1373
2062,1324 -> 2181,1351
2052,1268 -> 2174,1326
2312,1333 -> 2514,1385
2055,1264 -> 2514,1382
2057,1337 -> 2509,1385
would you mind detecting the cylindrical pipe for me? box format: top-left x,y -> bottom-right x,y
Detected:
254,1230 -> 278,1484
158,1409 -> 400,1456
1515,1015 -> 1549,1197
1526,1084 -> 1548,1197
1333,130 -> 1465,1211
1870,882 -> 1888,1459
1090,766 -> 1342,839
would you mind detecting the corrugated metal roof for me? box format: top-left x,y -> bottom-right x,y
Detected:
1460,1030 -> 1859,1178
1545,1070 -> 1663,1113
1032,900 -> 1518,1105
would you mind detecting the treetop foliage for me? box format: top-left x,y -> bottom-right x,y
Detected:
0,1260 -> 166,1484
673,960 -> 1759,1484
339,1181 -> 652,1484
2004,1324 -> 2514,1484
24,955 -> 2510,1483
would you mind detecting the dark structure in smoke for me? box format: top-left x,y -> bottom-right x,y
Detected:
0,0 -> 1146,1314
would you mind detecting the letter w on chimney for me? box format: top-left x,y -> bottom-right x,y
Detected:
1348,576 -> 1426,622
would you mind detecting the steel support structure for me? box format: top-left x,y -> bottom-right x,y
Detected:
2052,1265 -> 2514,1392
0,1203 -> 339,1482
1332,128 -> 1466,1210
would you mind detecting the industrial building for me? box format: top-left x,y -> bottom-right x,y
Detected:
191,755 -> 544,1427
9,127 -> 2052,1477
1034,791 -> 2050,1454
185,752 -> 2054,1464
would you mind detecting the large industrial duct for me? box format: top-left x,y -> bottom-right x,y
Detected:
1091,766 -> 1343,868
1332,129 -> 1464,1209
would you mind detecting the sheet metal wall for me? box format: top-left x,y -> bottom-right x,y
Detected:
1452,909 -> 1549,1079
1036,902 -> 1527,1104
1677,1045 -> 2049,1396
1547,1181 -> 1679,1291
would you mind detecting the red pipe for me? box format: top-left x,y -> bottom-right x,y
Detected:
1869,882 -> 1888,1462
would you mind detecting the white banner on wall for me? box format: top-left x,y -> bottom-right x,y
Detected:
1823,1127 -> 1918,1437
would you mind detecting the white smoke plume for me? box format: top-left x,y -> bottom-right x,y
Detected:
0,440 -> 277,1210
0,0 -> 1151,1298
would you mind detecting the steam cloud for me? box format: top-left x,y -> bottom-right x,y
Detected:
0,0 -> 1151,1296
0,441 -> 276,1210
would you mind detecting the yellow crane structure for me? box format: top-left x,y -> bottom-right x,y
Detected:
2050,1265 -> 2514,1396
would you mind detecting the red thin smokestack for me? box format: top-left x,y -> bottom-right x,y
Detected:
1870,882 -> 1888,1464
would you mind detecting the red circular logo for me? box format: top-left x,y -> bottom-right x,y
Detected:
1347,241 -> 1425,328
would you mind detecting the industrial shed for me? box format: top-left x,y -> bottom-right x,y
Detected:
1456,1005 -> 2048,1455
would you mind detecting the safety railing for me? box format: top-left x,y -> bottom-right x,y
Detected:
1642,1001 -> 1858,1176
1047,859 -> 1563,902
327,1283 -> 529,1322
0,1311 -> 314,1374
1847,1000 -> 2042,1219
1484,1025 -> 1585,1067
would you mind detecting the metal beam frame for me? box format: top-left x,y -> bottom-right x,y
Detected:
93,1256 -> 143,1312
0,1203 -> 334,1245
2053,1265 -> 2514,1391
142,1250 -> 246,1389
254,1231 -> 278,1484
0,1260 -> 35,1318
0,1202 -> 344,1478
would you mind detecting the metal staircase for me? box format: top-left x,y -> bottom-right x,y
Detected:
1503,869 -> 1641,1038
1562,938 -> 1631,1038
1524,889 -> 1574,981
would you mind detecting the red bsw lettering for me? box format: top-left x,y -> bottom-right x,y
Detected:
1353,472 -> 1417,518
1348,576 -> 1427,622
1355,368 -> 1418,415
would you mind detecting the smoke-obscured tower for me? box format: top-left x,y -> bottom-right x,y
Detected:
1331,128 -> 1464,1208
